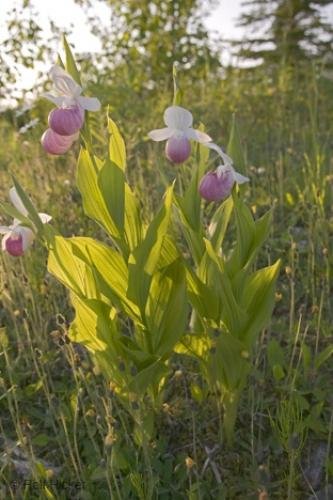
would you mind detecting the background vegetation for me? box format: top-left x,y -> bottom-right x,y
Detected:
0,0 -> 332,498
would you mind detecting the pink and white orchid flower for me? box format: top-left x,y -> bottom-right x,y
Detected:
199,143 -> 249,202
205,143 -> 249,185
0,188 -> 51,257
148,105 -> 212,164
43,65 -> 100,138
41,129 -> 79,155
44,65 -> 101,112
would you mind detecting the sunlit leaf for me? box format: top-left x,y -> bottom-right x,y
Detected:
145,259 -> 188,356
127,184 -> 174,313
62,34 -> 81,85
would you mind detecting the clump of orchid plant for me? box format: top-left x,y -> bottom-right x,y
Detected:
1,41 -> 280,451
41,64 -> 100,155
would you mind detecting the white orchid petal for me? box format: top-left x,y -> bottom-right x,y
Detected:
221,152 -> 234,166
205,142 -> 226,158
1,233 -> 10,251
233,172 -> 250,184
50,65 -> 82,97
9,187 -> 28,216
164,106 -> 193,130
205,142 -> 235,166
216,164 -> 227,178
77,95 -> 101,111
38,213 -> 52,224
185,128 -> 212,143
19,226 -> 35,251
0,226 -> 10,234
43,93 -> 66,107
148,127 -> 174,141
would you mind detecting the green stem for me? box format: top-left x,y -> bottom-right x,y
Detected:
222,390 -> 240,447
287,450 -> 296,500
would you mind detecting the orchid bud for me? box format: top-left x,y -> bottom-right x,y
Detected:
4,233 -> 24,257
165,135 -> 191,164
199,168 -> 234,202
48,106 -> 84,136
41,129 -> 76,155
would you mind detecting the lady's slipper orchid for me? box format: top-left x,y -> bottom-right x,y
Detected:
148,105 -> 212,164
0,188 -> 51,257
199,165 -> 235,201
199,166 -> 236,202
44,65 -> 101,111
199,143 -> 249,202
205,142 -> 250,185
41,129 -> 78,155
48,105 -> 84,136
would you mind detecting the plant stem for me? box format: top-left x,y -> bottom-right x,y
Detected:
287,450 -> 296,499
222,390 -> 240,447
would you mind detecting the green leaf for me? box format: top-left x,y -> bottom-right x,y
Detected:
208,196 -> 234,252
62,34 -> 81,85
145,259 -> 188,356
47,235 -> 97,298
69,294 -> 123,382
198,135 -> 210,179
127,358 -> 168,395
254,209 -> 272,252
267,339 -> 286,369
11,176 -> 43,232
108,115 -> 126,171
0,201 -> 33,229
77,148 -> 121,241
301,343 -> 312,374
70,295 -> 115,354
175,127 -> 209,235
272,364 -> 285,381
78,147 -> 142,256
209,332 -> 250,391
228,190 -> 256,273
176,171 -> 201,232
177,222 -> 205,265
124,184 -> 143,252
48,235 -> 141,320
158,234 -> 180,269
227,114 -> 246,173
202,239 -> 248,334
314,345 -> 333,370
186,266 -> 220,322
175,331 -> 209,360
228,194 -> 272,275
127,185 -> 174,314
71,237 -> 140,319
172,61 -> 182,106
239,259 -> 281,346
98,158 -> 125,234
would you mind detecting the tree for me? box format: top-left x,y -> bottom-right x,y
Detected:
236,0 -> 333,65
80,0 -> 222,82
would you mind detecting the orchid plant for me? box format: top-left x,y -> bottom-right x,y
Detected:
148,105 -> 212,163
41,45 -> 101,156
0,187 -> 51,256
0,38 -> 280,446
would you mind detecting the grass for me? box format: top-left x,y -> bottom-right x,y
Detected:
0,61 -> 332,499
